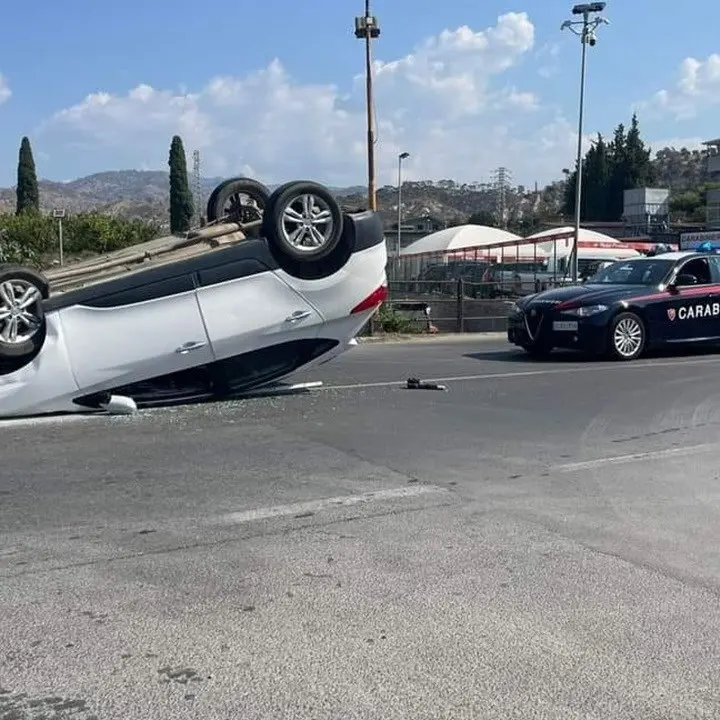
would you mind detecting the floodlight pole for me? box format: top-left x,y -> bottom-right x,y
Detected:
355,1 -> 381,211
397,152 -> 410,258
570,37 -> 588,284
562,3 -> 609,283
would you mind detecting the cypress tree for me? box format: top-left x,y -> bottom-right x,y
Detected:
582,134 -> 610,221
16,136 -> 39,215
623,112 -> 655,189
562,115 -> 658,222
168,135 -> 194,234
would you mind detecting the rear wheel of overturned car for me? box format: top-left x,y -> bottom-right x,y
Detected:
262,181 -> 344,263
608,311 -> 646,361
205,177 -> 271,225
0,266 -> 48,361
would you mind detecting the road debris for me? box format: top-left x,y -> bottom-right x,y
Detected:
405,377 -> 448,391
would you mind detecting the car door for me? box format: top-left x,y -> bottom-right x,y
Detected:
58,274 -> 215,391
194,261 -> 323,362
664,256 -> 720,342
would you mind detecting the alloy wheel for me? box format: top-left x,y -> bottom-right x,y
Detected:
0,279 -> 43,345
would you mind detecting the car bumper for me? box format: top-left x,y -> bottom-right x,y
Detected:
507,310 -> 609,355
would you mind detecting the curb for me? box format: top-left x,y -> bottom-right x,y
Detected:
357,332 -> 507,344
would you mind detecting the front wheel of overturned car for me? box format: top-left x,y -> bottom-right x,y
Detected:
607,311 -> 646,361
0,266 -> 48,362
205,177 -> 271,225
262,181 -> 344,266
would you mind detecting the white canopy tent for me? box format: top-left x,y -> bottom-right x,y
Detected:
525,226 -> 641,261
401,225 -> 548,263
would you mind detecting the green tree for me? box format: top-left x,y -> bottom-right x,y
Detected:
623,112 -> 655,189
562,115 -> 657,222
605,123 -> 626,221
563,133 -> 611,221
168,135 -> 194,234
16,136 -> 40,215
467,210 -> 497,226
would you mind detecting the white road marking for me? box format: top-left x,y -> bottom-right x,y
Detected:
216,484 -> 448,525
0,413 -> 100,429
321,355 -> 720,391
555,442 -> 718,472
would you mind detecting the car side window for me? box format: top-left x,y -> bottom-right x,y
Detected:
678,257 -> 712,285
707,256 -> 720,283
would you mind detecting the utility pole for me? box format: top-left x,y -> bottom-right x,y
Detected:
396,151 -> 410,257
562,2 -> 610,282
354,1 -> 380,211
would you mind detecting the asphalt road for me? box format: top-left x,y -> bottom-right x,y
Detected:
2,337 -> 720,719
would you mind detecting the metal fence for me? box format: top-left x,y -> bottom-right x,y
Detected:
368,231 -> 670,335
383,279 -> 520,334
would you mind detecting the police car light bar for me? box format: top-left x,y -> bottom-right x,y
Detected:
697,241 -> 720,253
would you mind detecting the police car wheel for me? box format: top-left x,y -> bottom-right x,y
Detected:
608,311 -> 646,361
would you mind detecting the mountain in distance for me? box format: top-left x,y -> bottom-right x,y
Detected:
0,146 -> 707,228
0,168 -> 539,227
0,170 -> 368,224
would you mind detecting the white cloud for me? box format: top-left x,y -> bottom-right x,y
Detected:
534,42 -> 561,79
38,12 -> 581,187
0,74 -> 11,106
637,53 -> 720,120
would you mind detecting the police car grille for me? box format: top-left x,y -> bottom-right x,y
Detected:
525,309 -> 543,335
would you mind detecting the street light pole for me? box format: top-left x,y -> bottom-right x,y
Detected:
397,152 -> 410,258
354,2 -> 381,211
52,208 -> 66,266
561,2 -> 609,283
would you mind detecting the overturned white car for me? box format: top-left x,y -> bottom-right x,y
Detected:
0,177 -> 387,418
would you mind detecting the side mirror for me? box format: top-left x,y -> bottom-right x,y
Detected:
676,273 -> 698,286
668,273 -> 698,292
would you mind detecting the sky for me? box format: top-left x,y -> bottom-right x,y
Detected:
0,0 -> 718,189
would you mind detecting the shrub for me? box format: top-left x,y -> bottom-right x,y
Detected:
376,303 -> 417,333
0,212 -> 161,268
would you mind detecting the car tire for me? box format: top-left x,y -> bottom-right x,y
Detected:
206,177 -> 271,224
262,181 -> 344,265
607,311 -> 646,361
0,265 -> 48,361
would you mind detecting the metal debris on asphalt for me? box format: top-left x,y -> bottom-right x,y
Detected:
405,377 -> 448,391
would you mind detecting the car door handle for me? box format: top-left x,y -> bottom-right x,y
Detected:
175,340 -> 207,354
285,310 -> 312,322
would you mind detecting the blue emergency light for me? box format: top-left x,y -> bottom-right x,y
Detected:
697,241 -> 720,253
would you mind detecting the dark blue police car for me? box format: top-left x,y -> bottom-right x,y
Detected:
507,249 -> 720,360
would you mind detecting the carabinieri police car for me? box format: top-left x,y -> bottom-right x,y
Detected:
507,248 -> 720,361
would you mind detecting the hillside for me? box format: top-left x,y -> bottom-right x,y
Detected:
0,171 -> 367,226
0,170 -> 557,228
0,146 -> 707,228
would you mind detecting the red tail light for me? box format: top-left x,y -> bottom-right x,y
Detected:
351,284 -> 388,314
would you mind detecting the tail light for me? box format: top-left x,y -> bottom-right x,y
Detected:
351,284 -> 388,314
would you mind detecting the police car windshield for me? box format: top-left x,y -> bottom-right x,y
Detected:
587,258 -> 674,286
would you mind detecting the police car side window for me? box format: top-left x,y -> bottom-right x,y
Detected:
679,258 -> 711,284
708,256 -> 720,283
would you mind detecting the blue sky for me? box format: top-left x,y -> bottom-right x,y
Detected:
0,0 -> 717,188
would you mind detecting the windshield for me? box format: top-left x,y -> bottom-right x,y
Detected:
586,258 -> 675,286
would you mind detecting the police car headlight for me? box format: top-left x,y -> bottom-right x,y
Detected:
565,304 -> 608,317
509,302 -> 522,315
